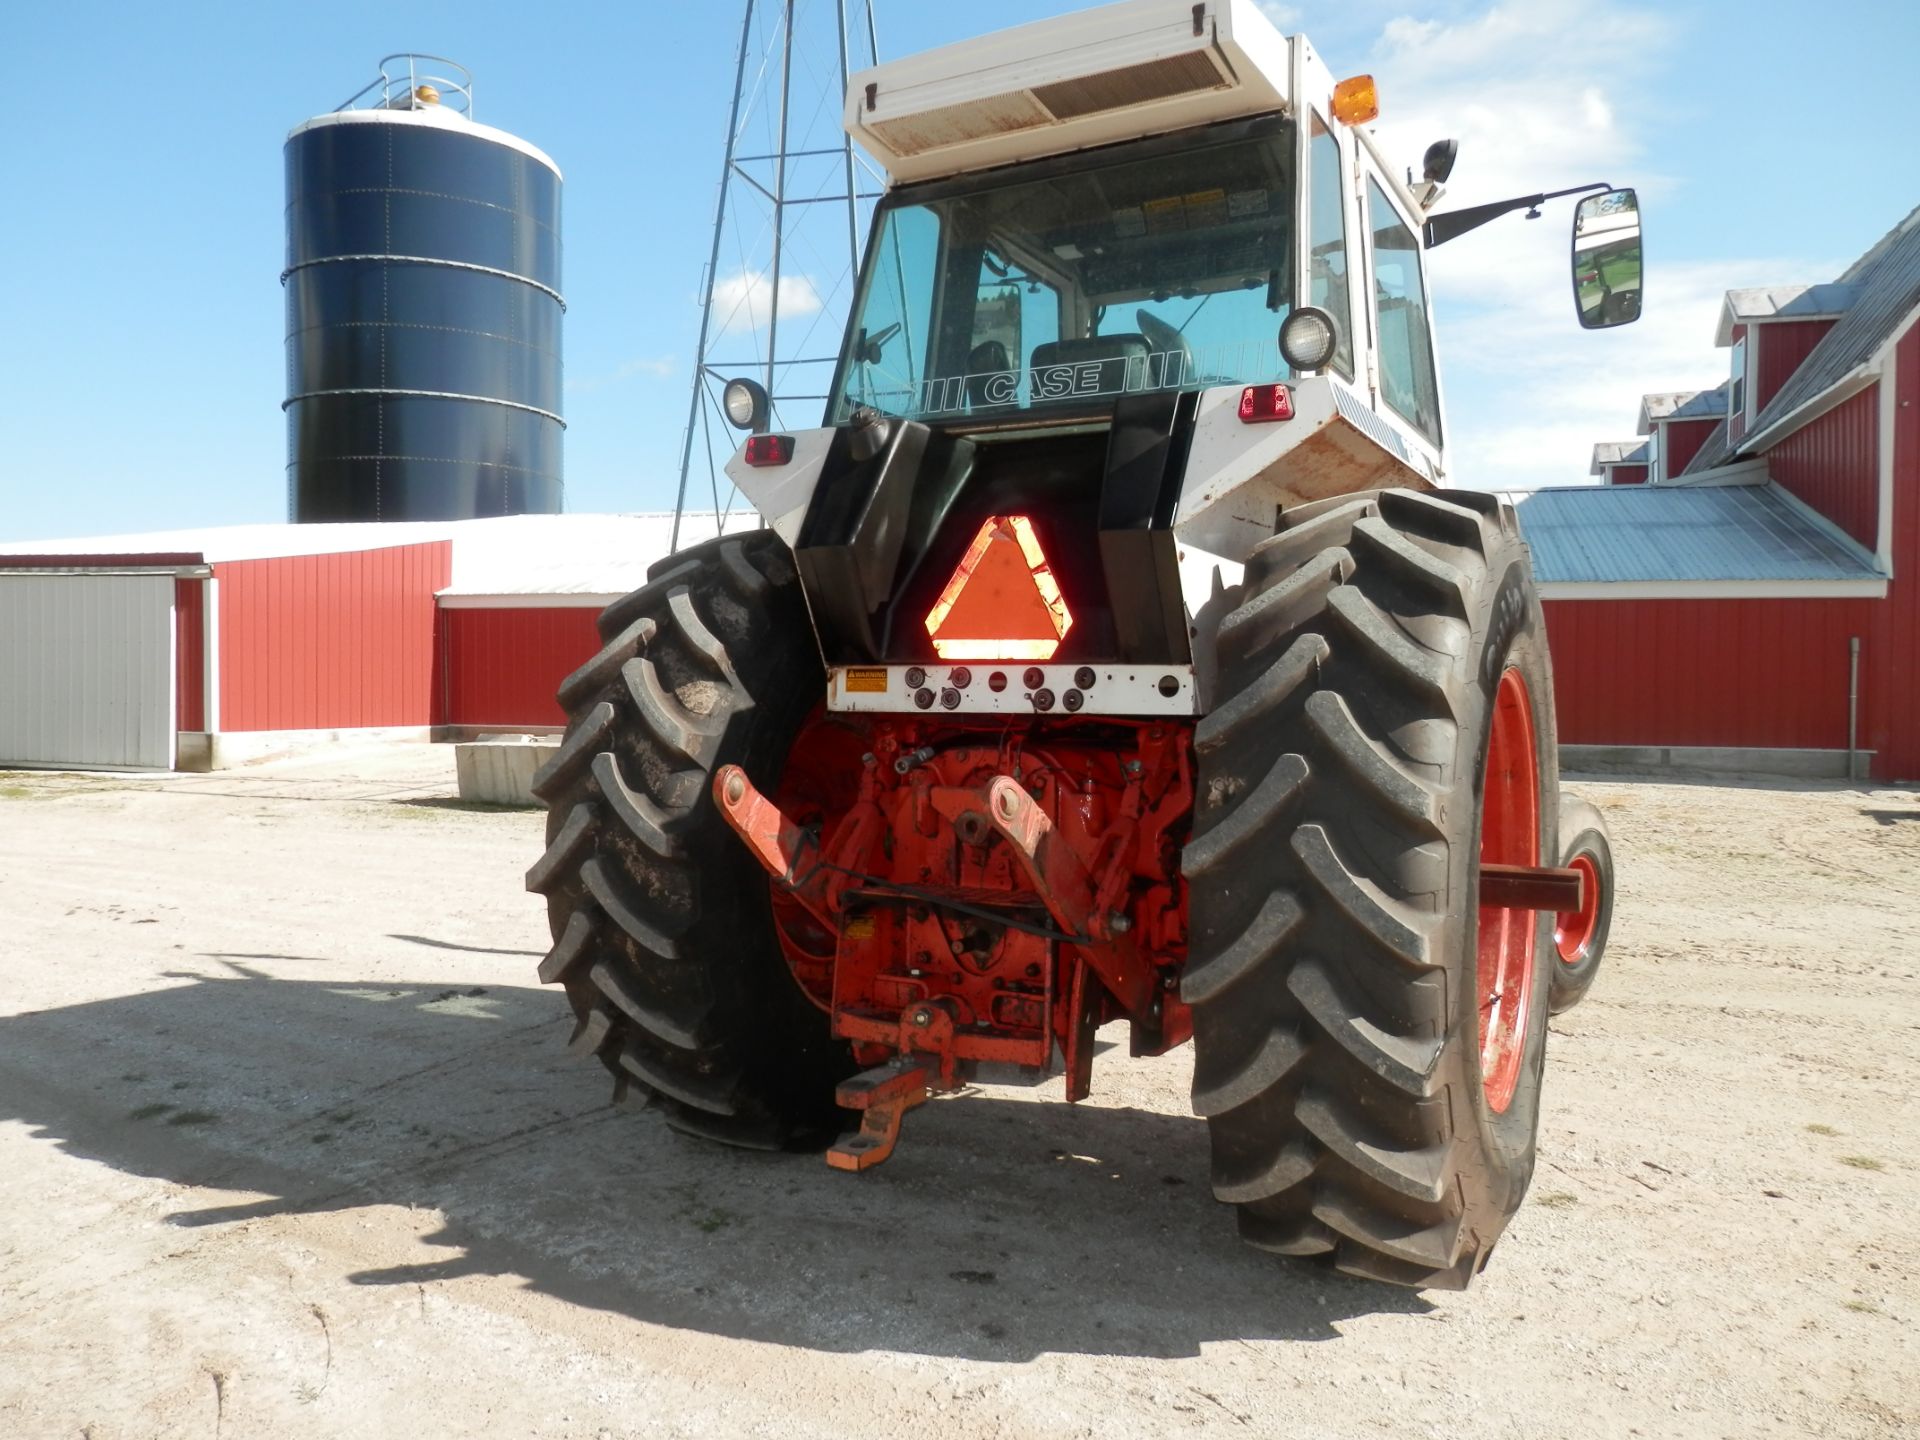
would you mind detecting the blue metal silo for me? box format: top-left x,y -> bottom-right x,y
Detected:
284,57 -> 564,521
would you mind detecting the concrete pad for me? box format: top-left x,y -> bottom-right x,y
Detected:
175,725 -> 433,772
1562,743 -> 1871,781
454,735 -> 557,806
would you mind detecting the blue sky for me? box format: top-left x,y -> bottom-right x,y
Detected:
2,0 -> 1916,542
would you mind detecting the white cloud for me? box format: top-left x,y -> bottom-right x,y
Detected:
1347,0 -> 1828,488
1255,1 -> 1303,30
1436,255 -> 1838,487
708,268 -> 824,337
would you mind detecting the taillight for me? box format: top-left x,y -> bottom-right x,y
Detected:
743,434 -> 794,466
1237,384 -> 1294,423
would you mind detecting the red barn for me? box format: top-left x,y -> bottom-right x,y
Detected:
1530,203 -> 1920,780
0,513 -> 730,771
1589,439 -> 1650,486
1635,384 -> 1731,484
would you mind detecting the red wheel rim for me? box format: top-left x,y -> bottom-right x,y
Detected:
1477,667 -> 1540,1114
766,712 -> 866,1012
1554,852 -> 1601,965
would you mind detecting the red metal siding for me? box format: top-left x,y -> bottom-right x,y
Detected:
1769,386 -> 1879,547
1862,324 -> 1920,778
214,541 -> 453,732
1662,417 -> 1718,478
174,577 -> 204,732
438,606 -> 602,727
1607,464 -> 1649,485
1542,597 -> 1877,751
1755,319 -> 1837,414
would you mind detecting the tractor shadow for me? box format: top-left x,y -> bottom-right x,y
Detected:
1862,807 -> 1920,826
0,971 -> 1429,1360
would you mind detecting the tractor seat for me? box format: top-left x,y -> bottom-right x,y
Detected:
965,340 -> 1013,410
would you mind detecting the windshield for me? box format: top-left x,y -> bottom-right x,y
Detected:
829,124 -> 1297,426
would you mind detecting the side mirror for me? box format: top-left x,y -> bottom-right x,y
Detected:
1571,188 -> 1643,329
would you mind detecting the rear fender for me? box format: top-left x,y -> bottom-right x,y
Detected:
722,427 -> 837,544
1171,377 -> 1439,565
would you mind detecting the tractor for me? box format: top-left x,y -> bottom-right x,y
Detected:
528,0 -> 1626,1289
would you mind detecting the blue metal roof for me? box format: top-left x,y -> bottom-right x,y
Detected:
1505,483 -> 1885,585
1679,416 -> 1732,477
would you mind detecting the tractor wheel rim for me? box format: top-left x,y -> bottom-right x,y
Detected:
1553,852 -> 1601,964
1477,667 -> 1540,1115
765,710 -> 865,1013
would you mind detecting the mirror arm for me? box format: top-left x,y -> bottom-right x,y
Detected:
1423,182 -> 1613,249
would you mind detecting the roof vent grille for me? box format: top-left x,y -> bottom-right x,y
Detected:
1030,48 -> 1230,121
867,90 -> 1052,157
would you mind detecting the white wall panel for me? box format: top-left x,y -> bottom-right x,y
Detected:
0,574 -> 175,769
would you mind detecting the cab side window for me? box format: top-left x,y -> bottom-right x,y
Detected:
841,204 -> 939,417
1308,113 -> 1354,379
1366,177 -> 1441,443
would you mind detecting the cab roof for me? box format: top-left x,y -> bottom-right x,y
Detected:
845,0 -> 1292,184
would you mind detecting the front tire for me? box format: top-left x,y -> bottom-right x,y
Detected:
1183,488 -> 1559,1289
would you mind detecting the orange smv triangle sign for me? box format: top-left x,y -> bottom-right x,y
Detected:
923,515 -> 1074,661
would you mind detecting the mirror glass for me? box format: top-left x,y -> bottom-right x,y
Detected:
1572,188 -> 1642,328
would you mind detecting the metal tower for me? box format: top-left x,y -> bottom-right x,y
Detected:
671,0 -> 882,550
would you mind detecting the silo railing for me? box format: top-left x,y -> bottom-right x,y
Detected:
335,54 -> 475,118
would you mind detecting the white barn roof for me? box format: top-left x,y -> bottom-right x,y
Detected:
0,511 -> 747,599
1714,282 -> 1860,346
1589,440 -> 1650,475
1636,383 -> 1730,434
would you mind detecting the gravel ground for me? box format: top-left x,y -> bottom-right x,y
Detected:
0,744 -> 1914,1439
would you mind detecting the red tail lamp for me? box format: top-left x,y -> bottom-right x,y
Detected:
923,514 -> 1073,661
743,434 -> 794,466
1238,384 -> 1294,423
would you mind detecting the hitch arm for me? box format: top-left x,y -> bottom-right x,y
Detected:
957,776 -> 1156,1017
713,763 -> 885,932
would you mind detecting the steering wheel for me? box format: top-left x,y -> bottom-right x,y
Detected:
1135,309 -> 1194,390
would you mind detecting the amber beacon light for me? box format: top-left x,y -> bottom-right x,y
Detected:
1330,74 -> 1379,125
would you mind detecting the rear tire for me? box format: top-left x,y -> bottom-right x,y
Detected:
525,531 -> 854,1148
1547,797 -> 1612,1014
1183,488 -> 1559,1289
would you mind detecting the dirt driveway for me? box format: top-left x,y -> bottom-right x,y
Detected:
0,746 -> 1914,1438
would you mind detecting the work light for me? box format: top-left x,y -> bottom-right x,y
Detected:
1279,306 -> 1338,373
722,377 -> 770,433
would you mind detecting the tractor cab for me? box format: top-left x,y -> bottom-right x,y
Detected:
722,0 -> 1636,721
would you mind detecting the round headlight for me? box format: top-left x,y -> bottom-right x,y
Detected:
1279,306 -> 1339,373
722,377 -> 769,432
